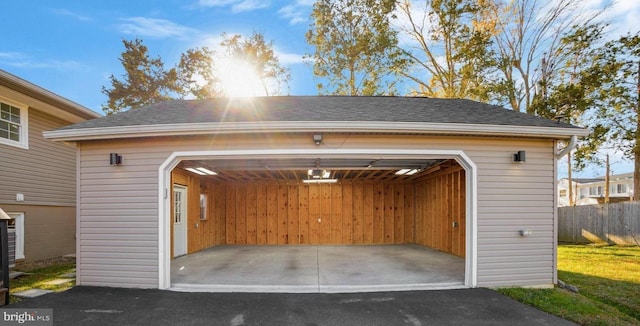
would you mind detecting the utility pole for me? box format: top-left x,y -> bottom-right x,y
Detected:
604,153 -> 610,204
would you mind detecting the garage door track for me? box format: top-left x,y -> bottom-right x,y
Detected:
5,286 -> 575,325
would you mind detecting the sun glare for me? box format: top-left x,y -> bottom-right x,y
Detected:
217,58 -> 266,97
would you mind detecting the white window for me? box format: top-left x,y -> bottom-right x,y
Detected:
7,212 -> 25,260
0,98 -> 28,149
617,184 -> 627,194
559,190 -> 567,197
200,193 -> 208,220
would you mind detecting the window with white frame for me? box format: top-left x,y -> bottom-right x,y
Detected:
0,99 -> 28,149
559,190 -> 567,197
617,183 -> 627,194
589,186 -> 603,196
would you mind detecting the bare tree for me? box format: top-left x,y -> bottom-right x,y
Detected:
485,0 -> 605,113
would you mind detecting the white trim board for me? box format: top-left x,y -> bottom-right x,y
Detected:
45,121 -> 588,142
157,148 -> 478,290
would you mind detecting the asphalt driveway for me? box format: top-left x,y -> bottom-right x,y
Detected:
6,287 -> 575,325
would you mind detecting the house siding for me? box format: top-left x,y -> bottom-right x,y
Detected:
0,204 -> 75,261
0,109 -> 76,206
0,95 -> 83,261
76,133 -> 555,288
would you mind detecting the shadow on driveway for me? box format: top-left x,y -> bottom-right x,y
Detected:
6,287 -> 575,325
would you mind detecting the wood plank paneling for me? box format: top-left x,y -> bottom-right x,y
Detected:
373,184 -> 384,243
308,185 -> 321,244
299,185 -> 309,244
414,166 -> 466,257
175,166 -> 465,258
320,184 -> 332,244
246,185 -> 257,245
352,183 -> 364,244
404,184 -> 414,243
288,185 -> 299,244
267,185 -> 278,244
331,185 -> 343,243
384,183 -> 394,243
226,184 -> 236,244
363,183 -> 374,243
236,185 -> 247,245
256,184 -> 267,244
342,184 -> 353,244
394,184 -> 404,244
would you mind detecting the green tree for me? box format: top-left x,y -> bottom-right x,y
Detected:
529,24 -> 607,205
219,32 -> 291,96
101,39 -> 180,115
176,47 -> 221,99
590,33 -> 640,199
306,0 -> 406,95
396,0 -> 495,100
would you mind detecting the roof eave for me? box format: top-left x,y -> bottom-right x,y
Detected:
43,121 -> 589,142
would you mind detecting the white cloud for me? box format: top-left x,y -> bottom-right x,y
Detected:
117,17 -> 198,39
275,50 -> 305,65
0,52 -> 24,60
51,8 -> 92,21
277,0 -> 313,25
606,0 -> 640,37
198,0 -> 270,13
0,52 -> 88,71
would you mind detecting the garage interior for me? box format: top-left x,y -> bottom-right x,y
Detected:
169,157 -> 467,291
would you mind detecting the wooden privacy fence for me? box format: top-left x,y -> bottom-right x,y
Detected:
558,202 -> 640,245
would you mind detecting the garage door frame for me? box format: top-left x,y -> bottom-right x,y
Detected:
158,148 -> 478,290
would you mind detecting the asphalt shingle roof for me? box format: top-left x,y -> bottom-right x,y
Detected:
60,96 -> 580,130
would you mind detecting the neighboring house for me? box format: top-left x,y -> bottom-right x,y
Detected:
43,96 -> 587,290
558,173 -> 635,206
0,70 -> 100,264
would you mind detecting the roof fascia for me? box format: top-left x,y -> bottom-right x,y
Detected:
43,121 -> 590,142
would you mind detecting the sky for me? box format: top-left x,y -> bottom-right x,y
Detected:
2,0 -> 639,177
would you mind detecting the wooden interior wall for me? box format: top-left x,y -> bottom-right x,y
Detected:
218,182 -> 415,245
172,169 -> 226,256
414,165 -> 466,257
171,165 -> 465,258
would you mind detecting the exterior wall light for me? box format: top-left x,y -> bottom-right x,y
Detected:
313,134 -> 323,146
109,153 -> 122,166
513,151 -> 526,163
519,230 -> 533,237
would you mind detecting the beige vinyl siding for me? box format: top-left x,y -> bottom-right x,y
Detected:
76,133 -> 556,288
0,109 -> 76,206
0,204 -> 75,261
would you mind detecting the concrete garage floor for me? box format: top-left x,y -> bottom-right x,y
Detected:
171,244 -> 465,293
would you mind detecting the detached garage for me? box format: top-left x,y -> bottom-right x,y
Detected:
43,96 -> 587,291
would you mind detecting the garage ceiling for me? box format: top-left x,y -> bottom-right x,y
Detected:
179,158 -> 457,182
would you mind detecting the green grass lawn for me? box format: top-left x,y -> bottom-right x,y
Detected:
9,262 -> 76,304
498,245 -> 640,326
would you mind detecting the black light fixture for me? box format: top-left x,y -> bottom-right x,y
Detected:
110,153 -> 122,166
313,134 -> 323,146
513,151 -> 526,163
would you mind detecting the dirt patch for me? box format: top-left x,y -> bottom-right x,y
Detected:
14,256 -> 76,272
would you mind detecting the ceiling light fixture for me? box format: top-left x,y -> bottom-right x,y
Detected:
186,167 -> 217,176
395,169 -> 411,175
308,169 -> 330,179
302,179 -> 338,184
396,168 -> 420,176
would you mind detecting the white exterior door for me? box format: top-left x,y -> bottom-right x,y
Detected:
173,185 -> 188,257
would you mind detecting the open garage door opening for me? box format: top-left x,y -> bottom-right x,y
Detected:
160,151 -> 475,292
